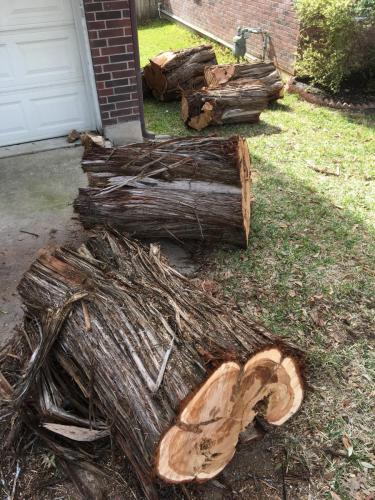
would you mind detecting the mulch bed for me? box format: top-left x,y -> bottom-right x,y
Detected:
287,78 -> 375,112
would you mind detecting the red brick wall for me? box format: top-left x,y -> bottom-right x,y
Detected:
83,0 -> 141,127
163,0 -> 300,74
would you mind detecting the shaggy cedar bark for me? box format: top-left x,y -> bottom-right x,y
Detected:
181,82 -> 269,130
17,231 -> 304,499
143,45 -> 217,101
204,62 -> 284,101
75,136 -> 252,247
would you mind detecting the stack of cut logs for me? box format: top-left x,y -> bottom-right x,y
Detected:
1,43 -> 304,500
143,45 -> 284,129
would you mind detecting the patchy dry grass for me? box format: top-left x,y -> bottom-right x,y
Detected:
139,19 -> 375,499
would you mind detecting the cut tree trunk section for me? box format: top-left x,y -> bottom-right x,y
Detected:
143,45 -> 217,101
17,230 -> 304,500
181,81 -> 269,130
75,136 -> 252,247
204,62 -> 284,101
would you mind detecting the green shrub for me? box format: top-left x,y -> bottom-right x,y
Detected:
355,0 -> 375,19
295,0 -> 375,93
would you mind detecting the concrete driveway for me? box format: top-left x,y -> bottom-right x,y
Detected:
0,146 -> 86,346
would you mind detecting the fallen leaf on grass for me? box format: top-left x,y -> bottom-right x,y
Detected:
200,279 -> 219,296
330,492 -> 342,500
360,461 -> 374,469
223,270 -> 234,279
346,475 -> 363,497
342,434 -> 354,457
310,310 -> 326,327
313,294 -> 324,301
324,470 -> 335,481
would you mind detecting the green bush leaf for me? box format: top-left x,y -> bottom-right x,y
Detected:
295,0 -> 375,93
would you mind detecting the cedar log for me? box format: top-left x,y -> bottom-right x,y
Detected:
17,230 -> 304,499
204,62 -> 284,101
181,81 -> 269,130
143,45 -> 217,101
75,136 -> 252,248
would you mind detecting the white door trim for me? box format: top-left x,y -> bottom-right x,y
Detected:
70,0 -> 102,132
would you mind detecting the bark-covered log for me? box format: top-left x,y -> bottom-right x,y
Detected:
182,81 -> 269,130
141,69 -> 152,98
143,45 -> 217,101
75,136 -> 252,248
17,230 -> 304,499
205,62 -> 284,101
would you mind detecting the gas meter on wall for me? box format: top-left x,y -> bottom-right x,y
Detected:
233,26 -> 270,63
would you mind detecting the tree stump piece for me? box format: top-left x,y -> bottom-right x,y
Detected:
17,230 -> 305,499
144,45 -> 217,101
75,136 -> 252,248
205,62 -> 284,101
181,81 -> 269,130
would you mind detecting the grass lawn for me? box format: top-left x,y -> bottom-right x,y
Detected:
139,19 -> 375,499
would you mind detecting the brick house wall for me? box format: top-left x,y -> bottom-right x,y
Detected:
83,0 -> 144,143
162,0 -> 300,74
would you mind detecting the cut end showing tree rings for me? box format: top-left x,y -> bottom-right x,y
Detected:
156,348 -> 303,484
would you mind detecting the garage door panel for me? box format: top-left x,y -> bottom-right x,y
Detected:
0,27 -> 83,90
0,99 -> 29,140
17,28 -> 83,85
1,0 -> 72,30
0,85 -> 91,145
0,44 -> 13,82
31,87 -> 89,131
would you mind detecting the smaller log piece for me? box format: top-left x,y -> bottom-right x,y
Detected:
204,62 -> 284,101
143,45 -> 217,101
75,136 -> 252,248
141,69 -> 152,98
181,81 -> 269,131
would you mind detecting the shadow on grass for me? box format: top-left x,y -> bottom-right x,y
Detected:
204,121 -> 283,138
341,110 -> 375,129
170,151 -> 374,500
217,151 -> 374,347
268,100 -> 293,112
144,99 -> 283,138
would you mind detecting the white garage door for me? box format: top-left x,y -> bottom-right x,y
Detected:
0,0 -> 96,147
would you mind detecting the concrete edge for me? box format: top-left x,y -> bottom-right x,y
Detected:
0,137 -> 83,160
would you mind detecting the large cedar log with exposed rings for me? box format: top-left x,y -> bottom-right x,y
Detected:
181,81 -> 269,130
143,45 -> 217,101
75,136 -> 252,248
17,230 -> 305,500
204,62 -> 284,101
